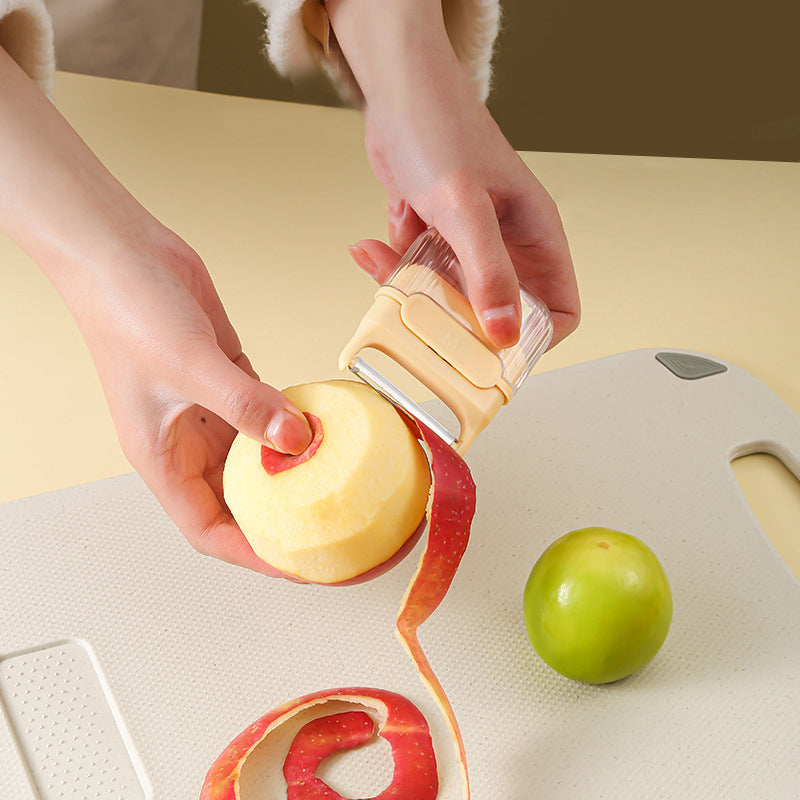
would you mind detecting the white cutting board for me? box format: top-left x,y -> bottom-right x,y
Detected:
2,349 -> 799,799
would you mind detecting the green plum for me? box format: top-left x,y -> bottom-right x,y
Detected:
523,527 -> 672,684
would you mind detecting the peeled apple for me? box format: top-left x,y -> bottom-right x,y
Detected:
223,380 -> 432,584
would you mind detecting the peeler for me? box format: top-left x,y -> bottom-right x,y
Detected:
339,227 -> 553,455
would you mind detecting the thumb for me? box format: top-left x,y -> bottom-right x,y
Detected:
188,344 -> 312,454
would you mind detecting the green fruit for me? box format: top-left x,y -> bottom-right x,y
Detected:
523,527 -> 672,684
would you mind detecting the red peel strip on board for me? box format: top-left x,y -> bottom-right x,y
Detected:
261,413 -> 324,475
283,711 -> 375,795
201,415 -> 476,800
199,688 -> 437,800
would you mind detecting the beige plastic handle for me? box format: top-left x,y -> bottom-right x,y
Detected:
339,285 -> 514,455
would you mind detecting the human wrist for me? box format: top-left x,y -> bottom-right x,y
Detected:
325,0 -> 463,110
24,183 -> 167,313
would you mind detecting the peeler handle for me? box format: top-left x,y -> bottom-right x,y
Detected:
340,228 -> 553,453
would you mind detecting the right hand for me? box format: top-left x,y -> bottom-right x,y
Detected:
326,0 -> 580,350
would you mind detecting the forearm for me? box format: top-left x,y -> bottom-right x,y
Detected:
0,46 -> 159,313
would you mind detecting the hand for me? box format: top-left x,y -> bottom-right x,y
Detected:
0,47 -> 310,576
327,0 -> 580,349
70,227 -> 313,577
354,93 -> 581,350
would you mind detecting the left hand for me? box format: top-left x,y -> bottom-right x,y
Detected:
0,46 -> 311,577
65,226 -> 312,580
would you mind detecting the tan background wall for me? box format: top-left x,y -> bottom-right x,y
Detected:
197,0 -> 799,162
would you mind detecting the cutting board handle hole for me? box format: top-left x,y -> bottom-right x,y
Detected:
731,452 -> 800,581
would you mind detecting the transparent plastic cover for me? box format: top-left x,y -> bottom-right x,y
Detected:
386,228 -> 553,393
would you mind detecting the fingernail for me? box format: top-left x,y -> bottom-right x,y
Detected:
481,305 -> 521,348
347,245 -> 380,281
266,408 -> 312,454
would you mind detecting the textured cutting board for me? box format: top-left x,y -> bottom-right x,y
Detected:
2,349 -> 799,799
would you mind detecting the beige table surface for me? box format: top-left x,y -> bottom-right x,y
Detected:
2,72 -> 799,570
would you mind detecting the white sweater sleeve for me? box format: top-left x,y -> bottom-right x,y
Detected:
0,0 -> 55,94
254,0 -> 501,104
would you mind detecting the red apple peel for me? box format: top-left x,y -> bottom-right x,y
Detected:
199,688 -> 437,800
283,711 -> 375,795
261,413 -> 324,475
203,416 -> 476,800
397,421 -> 475,800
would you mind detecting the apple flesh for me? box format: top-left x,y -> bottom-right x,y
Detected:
523,527 -> 673,684
223,380 -> 431,584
